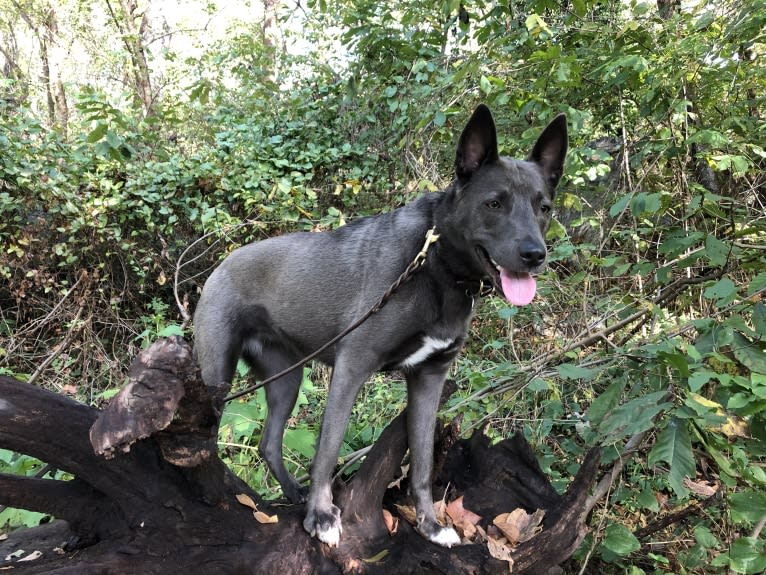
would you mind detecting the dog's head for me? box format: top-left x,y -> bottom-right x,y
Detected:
450,105 -> 567,305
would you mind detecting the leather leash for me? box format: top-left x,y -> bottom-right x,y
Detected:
224,227 -> 440,403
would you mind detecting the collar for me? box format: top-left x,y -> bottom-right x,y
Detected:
455,278 -> 495,298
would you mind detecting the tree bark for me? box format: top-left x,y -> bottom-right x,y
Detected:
9,0 -> 68,133
0,337 -> 602,574
105,0 -> 154,115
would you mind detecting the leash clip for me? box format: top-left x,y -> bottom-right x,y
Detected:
414,226 -> 440,268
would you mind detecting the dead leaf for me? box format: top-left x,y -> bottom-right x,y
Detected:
394,504 -> 417,526
493,508 -> 545,545
460,520 -> 477,540
387,463 -> 410,489
235,493 -> 258,510
343,558 -> 363,572
487,535 -> 515,570
17,550 -> 43,562
720,415 -> 750,439
446,496 -> 482,539
474,524 -> 488,544
434,499 -> 449,526
383,509 -> 399,535
683,477 -> 719,497
236,493 -> 278,523
4,549 -> 25,561
254,509 -> 279,524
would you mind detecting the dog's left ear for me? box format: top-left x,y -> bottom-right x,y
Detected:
455,104 -> 499,180
530,114 -> 568,189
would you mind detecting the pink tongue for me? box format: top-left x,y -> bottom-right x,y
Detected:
499,270 -> 537,305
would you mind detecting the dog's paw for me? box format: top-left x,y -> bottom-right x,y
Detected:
284,483 -> 309,504
418,523 -> 461,548
303,505 -> 342,547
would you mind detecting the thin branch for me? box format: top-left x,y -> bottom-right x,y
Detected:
13,270 -> 86,339
27,303 -> 86,386
752,514 -> 766,540
584,430 -> 648,516
174,221 -> 256,325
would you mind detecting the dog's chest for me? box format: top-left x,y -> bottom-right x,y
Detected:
397,336 -> 459,368
380,333 -> 463,371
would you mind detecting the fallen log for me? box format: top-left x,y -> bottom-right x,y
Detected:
0,337 -> 601,574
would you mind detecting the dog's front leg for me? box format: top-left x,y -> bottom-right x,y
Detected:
406,364 -> 462,547
303,358 -> 374,547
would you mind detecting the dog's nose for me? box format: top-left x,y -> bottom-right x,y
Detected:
520,241 -> 546,268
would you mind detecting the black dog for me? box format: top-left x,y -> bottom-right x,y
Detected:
194,105 -> 567,547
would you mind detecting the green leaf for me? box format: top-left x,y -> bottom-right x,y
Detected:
586,380 -> 624,426
659,230 -> 704,256
598,391 -> 671,442
87,122 -> 108,143
609,192 -> 631,217
283,426 -> 316,459
434,110 -> 446,127
752,303 -> 766,337
557,363 -> 601,381
601,523 -> 641,557
694,524 -> 719,548
730,490 -> 766,523
705,235 -> 730,267
480,75 -> 492,95
703,277 -> 737,303
732,331 -> 766,373
630,192 -> 662,217
728,537 -> 766,574
687,129 -> 730,147
648,418 -> 695,497
748,272 -> 766,297
546,217 -> 567,240
688,369 -> 715,393
157,324 -> 184,337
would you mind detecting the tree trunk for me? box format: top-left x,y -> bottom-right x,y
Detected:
262,0 -> 280,82
0,337 -> 602,574
106,0 -> 154,115
10,0 -> 67,132
41,2 -> 68,136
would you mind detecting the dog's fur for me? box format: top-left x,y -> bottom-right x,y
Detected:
194,105 -> 567,547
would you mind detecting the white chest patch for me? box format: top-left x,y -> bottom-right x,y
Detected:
398,336 -> 455,368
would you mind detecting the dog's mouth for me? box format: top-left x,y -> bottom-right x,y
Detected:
475,246 -> 537,306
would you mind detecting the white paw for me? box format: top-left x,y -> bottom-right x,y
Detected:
427,526 -> 461,548
316,523 -> 342,547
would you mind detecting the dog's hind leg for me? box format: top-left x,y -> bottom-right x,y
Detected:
194,323 -> 241,407
248,343 -> 308,503
406,364 -> 461,547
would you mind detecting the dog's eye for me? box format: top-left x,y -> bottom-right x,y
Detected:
485,200 -> 501,209
541,204 -> 552,214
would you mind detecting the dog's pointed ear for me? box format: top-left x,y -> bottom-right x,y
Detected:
455,104 -> 499,180
530,113 -> 568,189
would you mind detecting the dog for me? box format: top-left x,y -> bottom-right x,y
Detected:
193,104 -> 567,547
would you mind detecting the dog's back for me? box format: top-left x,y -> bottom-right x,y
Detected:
194,193 -> 439,394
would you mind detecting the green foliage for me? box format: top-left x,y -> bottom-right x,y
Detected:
0,449 -> 51,532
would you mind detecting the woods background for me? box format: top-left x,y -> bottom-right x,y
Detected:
0,1 -> 765,573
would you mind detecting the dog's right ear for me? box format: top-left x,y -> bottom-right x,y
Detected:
455,104 -> 499,180
529,113 -> 568,190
